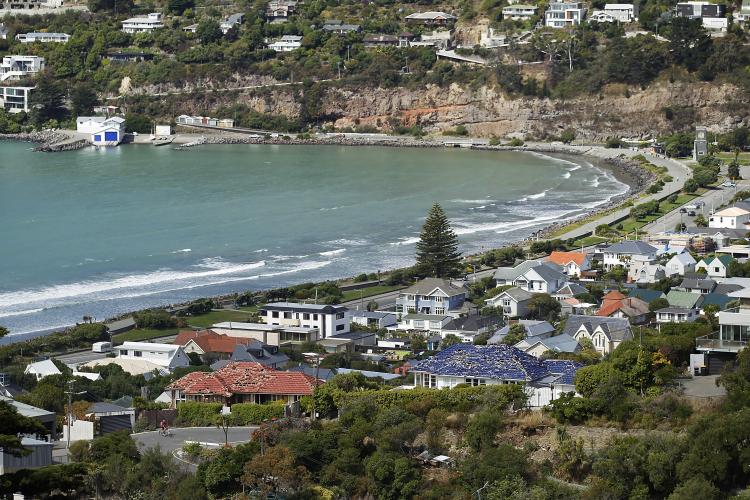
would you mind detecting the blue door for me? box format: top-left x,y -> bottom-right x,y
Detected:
94,134 -> 101,142
104,131 -> 118,142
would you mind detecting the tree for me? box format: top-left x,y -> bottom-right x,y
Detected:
30,76 -> 66,125
70,83 -> 98,117
0,326 -> 7,339
526,293 -> 561,321
415,203 -> 462,278
694,214 -> 708,227
0,400 -> 47,457
683,178 -> 699,193
241,446 -> 310,497
465,409 -> 504,451
649,297 -> 670,312
124,113 -> 152,134
441,334 -> 462,347
197,20 -> 222,45
501,324 -> 527,345
167,0 -> 194,15
728,159 -> 741,180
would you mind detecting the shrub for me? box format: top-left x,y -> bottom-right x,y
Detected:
230,402 -> 285,425
176,402 -> 223,426
545,393 -> 600,424
183,442 -> 203,457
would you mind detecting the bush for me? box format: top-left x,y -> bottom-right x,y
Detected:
546,393 -> 599,424
176,402 -> 223,426
133,310 -> 176,329
183,442 -> 203,457
508,138 -> 524,147
230,402 -> 285,425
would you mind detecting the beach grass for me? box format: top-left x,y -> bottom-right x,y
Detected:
112,327 -> 179,343
341,285 -> 404,303
187,309 -> 258,328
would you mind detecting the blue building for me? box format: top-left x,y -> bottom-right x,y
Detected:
77,116 -> 126,146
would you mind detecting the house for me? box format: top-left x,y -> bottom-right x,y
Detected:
564,315 -> 633,355
268,35 -> 303,52
210,342 -> 290,370
220,13 -> 244,34
113,341 -> 190,371
167,361 -> 319,407
484,286 -> 533,318
666,253 -> 697,276
552,282 -> 589,301
696,289 -> 750,372
632,263 -> 667,284
627,289 -> 666,304
601,241 -> 657,270
560,297 -> 598,316
350,310 -> 397,329
16,32 -> 70,43
413,30 -> 453,49
0,86 -> 33,113
395,278 -> 468,317
679,277 -> 716,294
0,55 -> 45,81
440,315 -> 504,342
24,359 -> 61,381
545,0 -> 587,27
266,0 -> 297,22
363,34 -> 399,48
210,321 -> 319,345
487,320 -> 556,344
183,23 -> 199,33
589,3 -> 635,22
378,337 -> 411,349
321,20 -> 361,34
396,313 -> 453,332
85,402 -> 135,435
121,13 -> 164,33
737,0 -> 750,24
700,293 -> 734,313
696,255 -> 733,278
404,11 -> 457,26
0,395 -> 56,439
515,264 -> 568,294
106,51 -> 154,63
77,116 -> 126,146
547,251 -> 590,277
494,259 -> 548,286
175,330 -> 288,368
709,207 -> 750,229
327,330 -> 377,348
0,0 -> 44,8
596,292 -> 649,324
410,344 -> 582,407
666,289 -> 705,310
675,1 -> 725,18
656,307 -> 699,324
502,4 -> 538,19
514,333 -> 580,358
259,302 -> 349,338
0,437 -> 53,475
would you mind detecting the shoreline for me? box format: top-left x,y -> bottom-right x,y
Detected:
0,136 -> 652,342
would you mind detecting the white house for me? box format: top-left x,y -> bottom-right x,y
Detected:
77,116 -> 126,146
563,315 -> 633,355
121,13 -> 164,33
0,55 -> 45,81
515,264 -> 567,294
666,252 -> 697,276
547,251 -> 590,278
0,86 -> 34,113
16,32 -> 70,43
591,3 -> 635,22
268,35 -> 302,52
655,307 -> 699,324
113,341 -> 190,371
502,4 -> 537,19
514,333 -> 581,358
396,313 -> 453,332
696,255 -> 733,278
545,0 -> 587,27
350,310 -> 397,329
24,360 -> 61,380
220,13 -> 244,33
601,240 -> 657,270
709,207 -> 750,229
259,302 -> 349,338
485,286 -> 533,318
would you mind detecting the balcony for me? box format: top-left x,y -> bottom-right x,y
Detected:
696,331 -> 747,353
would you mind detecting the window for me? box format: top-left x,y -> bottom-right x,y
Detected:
336,324 -> 345,331
465,378 -> 486,386
429,375 -> 437,388
133,351 -> 142,357
303,313 -> 310,320
313,314 -> 318,320
429,321 -> 440,329
414,320 -> 424,328
120,350 -> 128,356
714,267 -> 720,273
407,306 -> 416,313
283,312 -> 292,319
272,311 -> 279,318
336,312 -> 345,319
434,307 -> 444,315
434,296 -> 444,303
259,310 -> 267,316
503,299 -> 511,307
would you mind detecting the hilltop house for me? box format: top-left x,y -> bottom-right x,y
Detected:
666,252 -> 697,276
268,35 -> 303,52
514,333 -> 581,358
363,34 -> 399,48
545,0 -> 587,27
404,11 -> 457,26
494,259 -> 548,286
220,13 -> 244,33
601,240 -> 657,270
121,13 -> 164,33
395,278 -> 468,317
678,277 -> 717,294
410,344 -> 582,407
564,315 -> 633,355
709,207 -> 750,230
696,255 -> 733,278
16,32 -> 70,43
266,0 -> 297,22
322,20 -> 361,34
655,307 -> 699,324
485,286 -> 533,318
167,361 -> 319,406
547,251 -> 590,277
0,86 -> 33,113
589,3 -> 635,22
259,302 -> 349,338
515,264 -> 568,294
0,55 -> 45,81
502,4 -> 538,20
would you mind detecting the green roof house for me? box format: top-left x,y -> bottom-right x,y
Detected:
696,255 -> 733,278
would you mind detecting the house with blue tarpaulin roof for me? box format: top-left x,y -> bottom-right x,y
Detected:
410,344 -> 582,407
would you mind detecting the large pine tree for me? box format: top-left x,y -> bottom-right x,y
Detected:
415,203 -> 462,278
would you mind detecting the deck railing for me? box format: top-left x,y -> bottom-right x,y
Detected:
696,331 -> 747,352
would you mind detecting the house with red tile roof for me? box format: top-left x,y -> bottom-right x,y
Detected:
167,361 -> 320,407
596,291 -> 649,324
175,330 -> 252,358
547,251 -> 590,277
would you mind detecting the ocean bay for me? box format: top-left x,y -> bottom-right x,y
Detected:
0,142 -> 628,337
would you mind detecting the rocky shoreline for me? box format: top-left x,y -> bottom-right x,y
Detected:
0,129 -> 89,152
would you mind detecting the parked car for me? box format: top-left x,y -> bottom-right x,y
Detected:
688,210 -> 696,216
722,181 -> 736,188
679,208 -> 687,213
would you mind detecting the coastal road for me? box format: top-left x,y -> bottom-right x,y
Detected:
549,146 -> 693,241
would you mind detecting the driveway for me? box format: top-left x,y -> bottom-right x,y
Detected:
678,375 -> 727,399
132,426 -> 257,461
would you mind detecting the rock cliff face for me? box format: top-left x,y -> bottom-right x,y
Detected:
152,79 -> 749,140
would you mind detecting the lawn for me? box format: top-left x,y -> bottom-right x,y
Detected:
716,152 -> 750,165
112,327 -> 179,344
341,285 -> 405,303
186,309 -> 258,328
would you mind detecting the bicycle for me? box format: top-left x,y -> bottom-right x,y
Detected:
159,428 -> 173,437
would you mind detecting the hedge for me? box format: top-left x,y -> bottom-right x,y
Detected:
176,402 -> 223,426
231,402 -> 285,424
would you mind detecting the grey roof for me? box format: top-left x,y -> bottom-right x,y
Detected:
679,278 -> 716,290
211,343 -> 289,370
495,286 -> 533,302
105,317 -> 136,332
329,331 -> 377,341
336,368 -> 402,380
288,364 -> 337,381
669,253 -> 697,265
563,315 -> 632,342
627,289 -> 665,303
518,333 -> 579,354
0,395 -> 54,419
700,293 -> 733,309
666,290 -> 704,309
401,278 -> 466,297
656,307 -> 696,314
494,260 -> 546,281
714,283 -> 743,295
403,313 -> 450,321
525,263 -> 566,283
260,302 -> 347,313
87,402 -> 131,415
603,240 -> 657,255
444,315 -> 503,333
225,13 -> 244,23
554,283 -> 588,296
350,311 -> 394,319
488,320 -> 555,344
111,395 -> 134,408
684,227 -> 747,238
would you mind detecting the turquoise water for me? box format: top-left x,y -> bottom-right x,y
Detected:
0,142 -> 627,338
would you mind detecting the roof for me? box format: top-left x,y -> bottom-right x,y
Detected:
523,264 -> 566,283
700,293 -> 733,309
563,315 -> 632,342
288,364 -> 337,381
627,289 -> 665,303
548,251 -> 587,267
403,313 -> 451,321
336,368 -> 402,380
363,34 -> 398,42
680,278 -> 716,290
410,344 -> 551,382
211,322 -> 316,334
0,395 -> 54,419
713,206 -> 750,217
350,311 -> 394,319
491,320 -> 555,341
516,333 -> 579,354
554,283 -> 588,296
443,315 -> 502,333
80,358 -> 169,376
668,253 -> 697,266
490,286 -> 533,302
260,302 -> 347,314
598,296 -> 649,317
179,330 -> 255,354
87,402 -> 132,415
543,359 -> 583,385
602,290 -> 627,301
25,359 -> 61,377
714,283 -> 743,295
603,240 -> 657,255
666,290 -> 704,309
405,11 -> 457,20
116,341 -> 180,353
493,260 -> 547,281
169,362 -> 319,396
401,278 -> 466,297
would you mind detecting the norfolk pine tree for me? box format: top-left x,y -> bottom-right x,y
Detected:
416,204 -> 462,278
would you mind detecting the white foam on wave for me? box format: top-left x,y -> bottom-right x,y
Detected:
320,206 -> 344,211
320,248 -> 346,257
0,259 -> 267,310
527,151 -> 580,168
254,248 -> 269,253
324,238 -> 369,247
590,177 -> 601,187
562,172 -> 571,179
451,199 -> 497,204
171,248 -> 192,254
390,236 -> 420,246
0,308 -> 45,319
